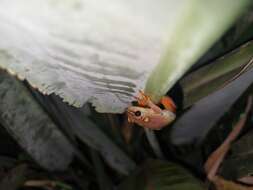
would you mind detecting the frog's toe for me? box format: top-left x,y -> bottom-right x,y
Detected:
136,90 -> 150,106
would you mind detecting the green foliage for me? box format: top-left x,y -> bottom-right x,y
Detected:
119,160 -> 205,190
145,0 -> 251,102
180,41 -> 253,108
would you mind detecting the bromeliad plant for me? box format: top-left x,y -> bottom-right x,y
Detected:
0,1 -> 253,190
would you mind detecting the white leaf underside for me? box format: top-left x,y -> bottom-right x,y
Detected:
0,0 -> 184,113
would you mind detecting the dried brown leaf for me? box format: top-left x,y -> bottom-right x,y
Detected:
205,96 -> 252,180
213,176 -> 253,190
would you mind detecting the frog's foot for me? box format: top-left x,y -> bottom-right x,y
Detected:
135,90 -> 151,107
160,96 -> 177,113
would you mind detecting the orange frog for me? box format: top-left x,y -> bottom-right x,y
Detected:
127,91 -> 176,130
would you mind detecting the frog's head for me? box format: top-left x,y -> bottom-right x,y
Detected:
127,106 -> 175,130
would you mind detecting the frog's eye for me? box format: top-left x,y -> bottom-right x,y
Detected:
134,110 -> 142,117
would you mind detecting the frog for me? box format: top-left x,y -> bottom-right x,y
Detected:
127,91 -> 176,130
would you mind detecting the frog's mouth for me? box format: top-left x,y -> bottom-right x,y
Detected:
127,109 -> 135,115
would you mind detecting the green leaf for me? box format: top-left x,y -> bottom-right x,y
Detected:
118,160 -> 205,190
32,94 -> 136,175
145,0 -> 251,102
91,150 -> 114,190
180,40 -> 253,108
170,67 -> 253,145
0,70 -> 75,170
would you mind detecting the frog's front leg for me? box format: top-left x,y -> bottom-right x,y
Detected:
136,90 -> 162,113
136,90 -> 176,113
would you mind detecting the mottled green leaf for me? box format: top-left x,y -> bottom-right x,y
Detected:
119,160 -> 205,190
30,94 -> 136,175
0,70 -> 74,170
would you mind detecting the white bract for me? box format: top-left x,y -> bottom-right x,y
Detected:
0,0 -> 183,113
